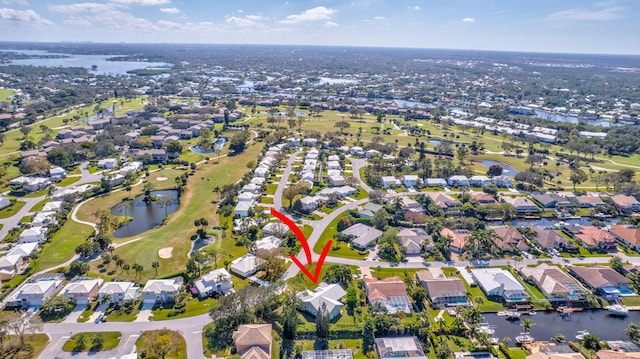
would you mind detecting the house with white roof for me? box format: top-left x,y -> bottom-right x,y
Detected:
300,196 -> 322,212
381,176 -> 400,188
62,278 -> 104,305
98,282 -> 140,304
0,254 -> 24,280
42,201 -> 63,212
0,196 -> 10,210
328,174 -> 346,187
49,166 -> 67,179
402,175 -> 420,188
234,201 -> 252,218
327,161 -> 341,170
470,176 -> 492,187
255,236 -> 283,251
342,223 -> 383,250
230,254 -> 261,278
7,242 -> 38,259
297,282 -> 346,320
31,211 -> 58,227
448,175 -> 470,187
254,166 -> 269,178
18,226 -> 47,244
6,277 -> 63,308
425,178 -> 447,188
492,176 -> 513,188
470,268 -> 529,303
142,277 -> 183,304
194,268 -> 234,298
97,158 -> 118,169
262,222 -> 289,238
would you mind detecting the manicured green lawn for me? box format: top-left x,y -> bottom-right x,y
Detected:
266,184 -> 278,195
38,219 -> 93,270
150,296 -> 218,321
105,301 -> 141,322
0,200 -> 25,219
312,214 -> 366,259
23,188 -> 49,198
621,296 -> 640,306
29,198 -> 51,212
136,329 -> 187,359
78,301 -> 100,323
0,88 -> 15,102
296,339 -> 368,359
260,196 -> 274,204
62,332 -> 121,352
58,176 -> 81,187
350,186 -> 369,200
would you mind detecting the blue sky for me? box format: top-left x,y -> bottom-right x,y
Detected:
0,0 -> 638,54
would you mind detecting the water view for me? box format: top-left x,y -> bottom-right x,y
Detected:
1,49 -> 173,76
111,190 -> 179,238
478,160 -> 520,176
190,138 -> 227,154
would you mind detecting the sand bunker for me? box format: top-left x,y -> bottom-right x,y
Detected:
156,176 -> 168,181
158,247 -> 173,258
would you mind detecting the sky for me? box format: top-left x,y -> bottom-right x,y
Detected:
0,0 -> 638,54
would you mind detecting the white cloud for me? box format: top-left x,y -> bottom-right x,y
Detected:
0,7 -> 52,24
324,21 -> 338,27
159,7 -> 179,14
279,6 -> 336,24
373,16 -> 384,20
462,17 -> 475,23
1,0 -> 28,5
545,5 -> 624,23
49,2 -> 117,13
408,5 -> 420,11
225,14 -> 265,27
110,0 -> 170,5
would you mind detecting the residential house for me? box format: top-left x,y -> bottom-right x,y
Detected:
520,264 -> 585,301
568,266 -> 633,300
570,195 -> 606,209
470,193 -> 497,205
232,324 -> 272,359
328,174 -> 346,187
7,242 -> 38,259
470,176 -> 492,187
448,175 -> 470,187
261,222 -> 289,238
6,277 -> 64,308
299,196 -> 321,212
609,195 -> 640,213
397,228 -> 431,255
400,196 -> 425,213
18,227 -> 47,244
255,236 -> 283,251
42,201 -> 63,212
98,282 -> 140,304
234,201 -> 252,218
416,270 -> 468,307
358,202 -> 383,219
365,276 -> 411,314
440,228 -> 469,253
531,193 -> 572,209
425,178 -> 447,187
610,225 -> 640,251
531,226 -> 569,249
427,193 -> 462,212
491,226 -> 530,252
97,158 -> 118,169
375,337 -> 427,359
0,254 -> 24,280
502,196 -> 540,215
381,176 -> 400,188
470,268 -> 529,303
230,254 -> 261,278
341,223 -> 383,250
49,167 -> 67,179
297,282 -> 346,319
62,278 -> 104,305
302,350 -> 353,359
402,175 -> 420,188
492,176 -> 513,188
32,211 -> 58,227
142,277 -> 183,304
567,225 -> 617,250
194,268 -> 235,298
0,196 -> 10,210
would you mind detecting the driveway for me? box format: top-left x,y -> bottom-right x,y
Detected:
134,302 -> 154,322
62,303 -> 85,323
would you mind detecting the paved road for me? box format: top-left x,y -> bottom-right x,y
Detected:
273,150 -> 301,211
39,313 -> 211,359
349,157 -> 373,193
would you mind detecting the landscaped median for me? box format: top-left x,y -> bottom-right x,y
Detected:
136,329 -> 186,358
62,332 -> 121,353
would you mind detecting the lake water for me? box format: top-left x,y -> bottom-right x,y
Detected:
509,216 -> 621,227
531,110 -> 619,128
190,138 -> 227,154
111,190 -> 178,238
483,310 -> 640,346
478,160 -> 520,176
1,49 -> 173,76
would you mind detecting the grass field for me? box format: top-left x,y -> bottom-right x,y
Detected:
38,219 -> 93,270
0,200 -> 25,219
86,142 -> 263,282
29,197 -> 51,212
4,333 -> 50,358
58,176 -> 81,187
62,332 -> 121,352
150,296 -> 218,321
312,214 -> 366,260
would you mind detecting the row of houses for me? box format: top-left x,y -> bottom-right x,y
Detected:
385,174 -> 513,189
234,144 -> 285,217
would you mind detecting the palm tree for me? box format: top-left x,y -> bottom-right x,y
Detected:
134,264 -> 144,279
122,264 -> 130,276
152,261 -> 160,277
625,322 -> 640,342
521,318 -> 535,334
115,258 -> 124,273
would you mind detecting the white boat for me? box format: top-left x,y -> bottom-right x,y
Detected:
606,304 -> 629,316
515,333 -> 535,344
506,311 -> 521,320
576,330 -> 589,341
490,337 -> 499,344
477,323 -> 495,335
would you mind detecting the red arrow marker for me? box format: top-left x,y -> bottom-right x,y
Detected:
271,208 -> 332,284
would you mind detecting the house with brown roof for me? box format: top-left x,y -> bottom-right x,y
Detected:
470,193 -> 497,205
531,193 -> 572,209
440,228 -> 469,253
502,196 -> 540,215
232,324 -> 272,359
397,228 -> 431,255
520,264 -> 585,302
531,226 -> 569,249
365,276 -> 411,314
610,225 -> 640,251
567,225 -> 617,250
568,266 -> 633,300
416,270 -> 468,307
595,350 -> 640,359
491,226 -> 530,252
570,195 -> 606,208
609,195 -> 640,214
427,193 -> 462,212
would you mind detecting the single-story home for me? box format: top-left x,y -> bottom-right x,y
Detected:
567,266 -> 633,300
520,264 -> 585,301
342,223 -> 383,250
402,175 -> 420,188
297,282 -> 346,319
358,202 -> 383,218
471,268 -> 529,303
18,227 -> 47,244
381,176 -> 400,188
440,228 -> 469,253
397,228 -> 431,255
375,337 -> 427,359
470,176 -> 492,187
531,226 -> 569,249
416,270 -> 468,307
230,254 -> 261,278
610,225 -> 640,251
425,178 -> 447,188
448,175 -> 469,187
365,277 -> 412,314
255,236 -> 283,251
7,242 -> 38,259
97,158 -> 118,169
502,196 -> 540,215
609,195 -> 640,213
531,193 -> 572,209
0,196 -> 10,210
0,254 -> 24,280
490,226 -> 530,252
